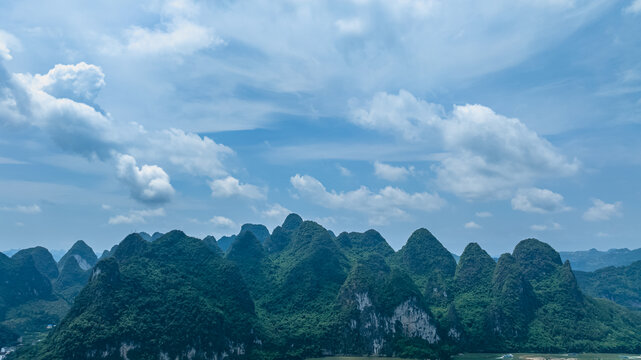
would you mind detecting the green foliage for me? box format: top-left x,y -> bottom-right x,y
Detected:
451,243 -> 496,349
336,230 -> 395,263
486,253 -> 536,350
7,217 -> 641,359
0,323 -> 18,347
57,240 -> 97,272
17,232 -> 259,359
575,260 -> 641,310
390,228 -> 457,305
512,239 -> 562,282
239,223 -> 271,243
12,247 -> 59,280
202,235 -> 222,255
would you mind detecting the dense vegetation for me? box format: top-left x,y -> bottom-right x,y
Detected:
6,214 -> 641,359
575,260 -> 641,310
0,240 -> 102,348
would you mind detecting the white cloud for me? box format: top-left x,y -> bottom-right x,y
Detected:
262,203 -> 291,218
33,62 -> 105,105
374,161 -> 414,181
116,0 -> 223,56
464,221 -> 481,229
0,204 -> 41,214
596,232 -> 610,237
475,211 -> 492,218
349,90 -> 443,142
5,63 -> 134,158
625,0 -> 641,14
530,222 -> 562,231
116,154 -> 175,204
108,207 -> 166,225
290,174 -> 444,225
337,165 -> 352,177
583,199 -> 622,221
209,215 -> 236,228
1,61 -> 243,204
209,176 -> 265,199
511,188 -> 571,213
0,30 -> 19,61
350,91 -> 579,199
145,128 -> 233,178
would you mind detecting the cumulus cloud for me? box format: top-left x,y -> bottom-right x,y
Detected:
1,60 -> 242,204
4,62 -> 131,158
475,211 -> 492,218
290,174 -> 444,225
262,203 -> 291,219
349,90 -> 579,199
209,176 -> 265,199
209,215 -> 236,228
530,222 -> 562,231
583,199 -> 622,221
464,221 -> 481,229
33,62 -> 105,105
145,128 -> 233,178
116,154 -> 175,204
0,204 -> 41,214
374,161 -> 413,181
511,188 -> 571,213
349,90 -> 443,142
108,207 -> 166,224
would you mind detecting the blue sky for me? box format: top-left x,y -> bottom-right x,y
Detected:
1,0 -> 640,256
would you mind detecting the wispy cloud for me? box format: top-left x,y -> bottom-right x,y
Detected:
0,204 -> 41,214
108,208 -> 166,225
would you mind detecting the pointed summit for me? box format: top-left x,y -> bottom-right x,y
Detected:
239,223 -> 270,243
58,240 -> 98,271
487,253 -> 536,347
394,228 -> 456,279
336,229 -> 394,261
264,213 -> 303,253
392,228 -> 456,304
113,233 -> 149,261
202,235 -> 222,254
138,232 -> 152,241
513,238 -> 562,282
12,246 -> 59,280
282,213 -> 303,231
226,231 -> 265,262
454,242 -> 495,293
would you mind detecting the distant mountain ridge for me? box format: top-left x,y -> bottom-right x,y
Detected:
560,247 -> 641,271
7,214 -> 641,359
575,260 -> 641,310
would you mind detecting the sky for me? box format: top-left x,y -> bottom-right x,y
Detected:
1,0 -> 640,256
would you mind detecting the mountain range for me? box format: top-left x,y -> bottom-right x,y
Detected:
3,214 -> 641,359
560,248 -> 641,272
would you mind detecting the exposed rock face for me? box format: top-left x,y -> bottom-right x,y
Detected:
347,292 -> 439,355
